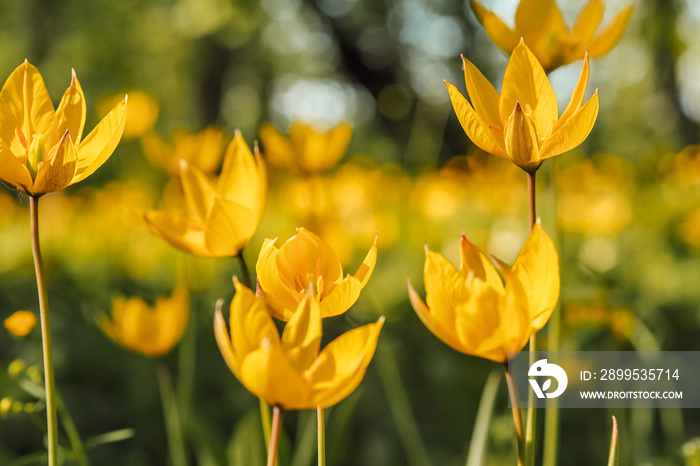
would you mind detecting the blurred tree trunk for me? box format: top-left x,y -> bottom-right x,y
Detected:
646,0 -> 699,146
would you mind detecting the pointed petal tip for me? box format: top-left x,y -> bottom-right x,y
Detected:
423,244 -> 430,256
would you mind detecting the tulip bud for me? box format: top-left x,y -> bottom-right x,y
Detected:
504,102 -> 541,172
26,135 -> 45,180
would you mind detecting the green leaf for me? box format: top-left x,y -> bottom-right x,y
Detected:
227,409 -> 266,466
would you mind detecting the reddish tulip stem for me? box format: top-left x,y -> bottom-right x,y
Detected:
526,170 -> 537,466
30,195 -> 58,466
527,171 -> 536,230
267,406 -> 283,466
504,364 -> 526,466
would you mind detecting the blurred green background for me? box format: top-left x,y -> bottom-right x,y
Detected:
2,0 -> 700,464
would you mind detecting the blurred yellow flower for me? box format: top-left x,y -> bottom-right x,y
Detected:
142,126 -> 225,175
214,279 -> 384,410
256,227 -> 377,321
100,287 -> 189,357
99,90 -> 158,139
565,302 -> 636,341
133,131 -> 266,257
408,221 -> 559,362
4,311 -> 37,337
471,0 -> 633,72
557,153 -> 633,236
446,41 -> 598,172
0,61 -> 127,195
260,121 -> 351,173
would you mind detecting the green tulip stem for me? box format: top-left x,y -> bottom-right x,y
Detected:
526,170 -> 537,466
29,195 -> 58,466
504,364 -> 526,466
155,361 -> 188,466
236,249 -> 253,290
267,406 -> 283,466
260,398 -> 272,450
317,407 -> 326,466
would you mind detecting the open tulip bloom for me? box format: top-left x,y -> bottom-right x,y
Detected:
0,61 -> 127,196
471,0 -> 633,72
215,279 -> 384,410
133,131 -> 266,257
256,227 -> 377,321
259,121 -> 352,173
100,287 -> 190,357
445,40 -> 599,173
408,221 -> 559,363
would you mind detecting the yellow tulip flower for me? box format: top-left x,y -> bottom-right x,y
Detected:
259,121 -> 351,173
256,227 -> 377,321
445,41 -> 599,173
133,131 -> 266,257
408,221 -> 559,363
471,0 -> 633,72
100,287 -> 189,357
0,61 -> 127,196
142,126 -> 225,175
4,311 -> 37,337
215,279 -> 384,410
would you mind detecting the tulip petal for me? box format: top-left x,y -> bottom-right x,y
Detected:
218,131 -> 263,214
215,305 -> 240,376
552,54 -> 590,134
132,208 -> 210,257
445,81 -> 507,158
294,121 -> 351,172
515,0 -> 567,37
33,131 -> 78,194
424,249 -> 470,329
471,1 -> 520,54
179,160 -> 216,223
453,285 -> 511,362
408,281 -> 464,352
540,91 -> 599,159
0,61 -> 59,155
319,276 -> 362,318
203,197 -> 256,256
0,139 -> 33,192
511,221 -> 560,330
230,279 -> 281,364
281,288 -> 322,371
259,123 -> 296,168
461,56 -> 502,129
73,96 -> 127,184
353,233 -> 377,287
460,235 -> 503,291
500,41 -> 558,134
588,5 -> 634,59
241,343 -> 309,410
256,238 -> 305,320
571,0 -> 604,45
308,317 -> 384,408
56,70 -> 86,144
